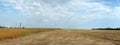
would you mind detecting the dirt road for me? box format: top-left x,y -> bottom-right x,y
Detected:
0,30 -> 119,45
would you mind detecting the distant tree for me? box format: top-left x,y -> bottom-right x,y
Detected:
9,27 -> 13,28
0,26 -> 6,28
22,27 -> 25,29
92,27 -> 120,30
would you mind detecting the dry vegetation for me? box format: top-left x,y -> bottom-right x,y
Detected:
67,30 -> 120,45
0,28 -> 59,40
0,29 -> 120,45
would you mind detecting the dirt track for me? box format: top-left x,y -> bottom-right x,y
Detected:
0,30 -> 119,45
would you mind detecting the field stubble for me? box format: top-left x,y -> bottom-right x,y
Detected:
0,29 -> 120,45
0,28 -> 58,40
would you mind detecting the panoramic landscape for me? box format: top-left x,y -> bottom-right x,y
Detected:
0,0 -> 120,45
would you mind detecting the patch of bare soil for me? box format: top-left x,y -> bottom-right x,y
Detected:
0,30 -> 119,45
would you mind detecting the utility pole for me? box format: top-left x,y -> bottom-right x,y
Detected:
20,22 -> 22,28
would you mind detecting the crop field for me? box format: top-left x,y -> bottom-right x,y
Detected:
0,28 -> 59,40
0,29 -> 120,45
70,30 -> 120,41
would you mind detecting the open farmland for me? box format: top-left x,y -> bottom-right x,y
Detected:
0,28 -> 59,40
0,29 -> 120,45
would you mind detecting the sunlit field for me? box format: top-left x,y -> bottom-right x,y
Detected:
0,28 -> 59,40
69,30 -> 120,41
0,29 -> 120,45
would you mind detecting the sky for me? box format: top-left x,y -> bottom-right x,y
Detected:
0,0 -> 120,29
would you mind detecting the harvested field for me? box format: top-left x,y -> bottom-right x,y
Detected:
0,29 -> 120,45
0,28 -> 59,40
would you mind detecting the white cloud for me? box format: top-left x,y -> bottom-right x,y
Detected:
1,0 -> 120,28
111,6 -> 120,17
0,0 -> 109,17
42,19 -> 49,23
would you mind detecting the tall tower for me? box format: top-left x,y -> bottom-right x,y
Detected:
19,22 -> 22,28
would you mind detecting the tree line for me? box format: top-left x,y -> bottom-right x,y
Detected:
0,26 -> 6,28
0,26 -> 25,28
92,27 -> 120,30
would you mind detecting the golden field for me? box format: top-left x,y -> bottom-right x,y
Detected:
0,29 -> 120,45
0,28 -> 59,40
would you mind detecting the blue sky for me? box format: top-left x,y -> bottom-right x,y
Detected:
0,0 -> 120,29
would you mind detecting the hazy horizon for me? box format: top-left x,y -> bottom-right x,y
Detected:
0,0 -> 120,29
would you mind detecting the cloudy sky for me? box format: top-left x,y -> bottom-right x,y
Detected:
0,0 -> 120,29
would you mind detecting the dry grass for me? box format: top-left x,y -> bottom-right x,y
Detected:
0,28 -> 59,40
0,30 -> 120,45
0,29 -> 120,45
68,30 -> 120,44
